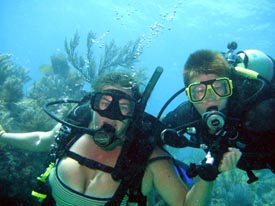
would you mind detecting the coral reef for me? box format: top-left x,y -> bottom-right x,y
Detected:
0,53 -> 30,103
210,169 -> 275,206
65,31 -> 144,85
0,145 -> 48,206
0,54 -> 50,206
0,54 -> 32,132
28,53 -> 87,105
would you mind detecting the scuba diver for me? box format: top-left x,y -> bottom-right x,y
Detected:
0,69 -> 240,206
161,43 -> 275,183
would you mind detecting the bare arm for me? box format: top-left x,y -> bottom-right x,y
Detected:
149,158 -> 213,206
0,123 -> 61,152
148,147 -> 241,206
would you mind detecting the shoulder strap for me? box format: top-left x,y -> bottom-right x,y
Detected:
66,151 -> 114,173
127,169 -> 147,205
105,136 -> 153,206
105,113 -> 160,206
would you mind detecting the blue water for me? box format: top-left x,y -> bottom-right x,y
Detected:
1,1 -> 275,205
1,0 -> 275,115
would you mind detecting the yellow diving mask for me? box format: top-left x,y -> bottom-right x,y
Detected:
186,77 -> 233,103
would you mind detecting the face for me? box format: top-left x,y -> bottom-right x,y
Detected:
188,74 -> 230,115
90,85 -> 133,139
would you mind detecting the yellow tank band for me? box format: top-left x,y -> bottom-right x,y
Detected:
31,190 -> 47,202
37,162 -> 55,183
235,66 -> 259,79
0,130 -> 6,137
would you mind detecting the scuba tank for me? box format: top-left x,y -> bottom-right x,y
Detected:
236,49 -> 275,83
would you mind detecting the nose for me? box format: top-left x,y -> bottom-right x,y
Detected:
204,88 -> 217,101
102,118 -> 117,127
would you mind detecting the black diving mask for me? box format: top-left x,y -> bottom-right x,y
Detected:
90,89 -> 136,121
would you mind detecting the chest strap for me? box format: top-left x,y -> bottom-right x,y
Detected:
66,150 -> 114,173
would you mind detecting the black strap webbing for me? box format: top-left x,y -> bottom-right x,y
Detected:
66,151 -> 114,173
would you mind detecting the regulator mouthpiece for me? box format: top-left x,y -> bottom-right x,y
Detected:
93,124 -> 117,148
202,106 -> 225,130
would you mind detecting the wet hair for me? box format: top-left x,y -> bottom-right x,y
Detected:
92,70 -> 142,101
183,50 -> 230,86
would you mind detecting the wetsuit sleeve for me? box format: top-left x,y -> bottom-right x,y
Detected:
244,98 -> 275,132
162,101 -> 197,128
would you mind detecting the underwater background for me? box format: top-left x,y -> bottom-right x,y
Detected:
1,0 -> 275,205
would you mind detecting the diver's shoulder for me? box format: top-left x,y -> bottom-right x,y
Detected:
174,101 -> 193,111
150,146 -> 171,159
164,101 -> 193,120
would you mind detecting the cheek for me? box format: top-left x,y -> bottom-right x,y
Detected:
193,103 -> 206,115
92,113 -> 103,128
218,98 -> 228,110
116,120 -> 130,134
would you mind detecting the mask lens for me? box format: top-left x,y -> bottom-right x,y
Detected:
119,99 -> 135,117
91,90 -> 136,120
189,83 -> 207,102
96,94 -> 112,111
212,78 -> 231,97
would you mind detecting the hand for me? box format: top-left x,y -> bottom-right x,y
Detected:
218,147 -> 242,172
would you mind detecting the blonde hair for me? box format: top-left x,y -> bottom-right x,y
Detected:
92,70 -> 142,100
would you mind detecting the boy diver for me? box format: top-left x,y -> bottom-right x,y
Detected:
162,47 -> 275,182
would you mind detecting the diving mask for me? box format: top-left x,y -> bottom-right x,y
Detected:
90,89 -> 136,121
186,77 -> 233,103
